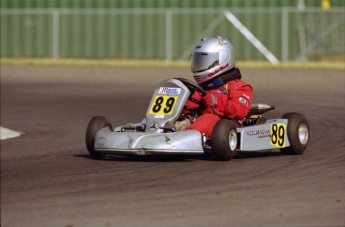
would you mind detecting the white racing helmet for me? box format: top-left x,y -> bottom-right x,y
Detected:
191,36 -> 235,85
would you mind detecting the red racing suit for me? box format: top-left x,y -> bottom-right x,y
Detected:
186,79 -> 253,137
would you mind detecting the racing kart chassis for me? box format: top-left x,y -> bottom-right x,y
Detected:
86,78 -> 309,161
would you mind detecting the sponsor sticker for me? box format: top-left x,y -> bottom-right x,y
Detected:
148,122 -> 160,132
239,97 -> 249,106
154,114 -> 165,119
246,128 -> 270,138
216,39 -> 227,46
158,87 -> 181,95
243,94 -> 250,100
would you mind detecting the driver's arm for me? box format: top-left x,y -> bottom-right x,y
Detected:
202,80 -> 252,120
223,81 -> 252,119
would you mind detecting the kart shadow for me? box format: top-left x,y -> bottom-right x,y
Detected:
75,150 -> 282,162
234,150 -> 283,159
74,154 -> 205,162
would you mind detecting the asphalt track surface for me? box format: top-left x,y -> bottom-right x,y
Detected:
1,65 -> 344,227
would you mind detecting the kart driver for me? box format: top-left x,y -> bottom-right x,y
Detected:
176,36 -> 253,137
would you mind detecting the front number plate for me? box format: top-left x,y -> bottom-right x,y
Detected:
149,95 -> 178,115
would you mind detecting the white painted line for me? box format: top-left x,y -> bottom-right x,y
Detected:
0,127 -> 22,140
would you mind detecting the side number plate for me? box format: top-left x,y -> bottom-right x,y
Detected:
270,123 -> 287,148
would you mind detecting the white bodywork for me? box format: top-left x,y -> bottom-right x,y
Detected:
95,128 -> 204,155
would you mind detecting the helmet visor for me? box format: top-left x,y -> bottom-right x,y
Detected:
191,52 -> 219,73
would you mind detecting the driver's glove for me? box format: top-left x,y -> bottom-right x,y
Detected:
183,90 -> 202,115
202,92 -> 217,107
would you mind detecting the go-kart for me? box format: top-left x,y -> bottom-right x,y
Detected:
85,78 -> 309,161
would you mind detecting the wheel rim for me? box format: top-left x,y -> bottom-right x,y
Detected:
298,123 -> 309,145
229,129 -> 237,151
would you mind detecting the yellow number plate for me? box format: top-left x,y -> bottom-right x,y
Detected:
149,96 -> 178,115
270,123 -> 287,148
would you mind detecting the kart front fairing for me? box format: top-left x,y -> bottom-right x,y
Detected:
94,78 -> 205,155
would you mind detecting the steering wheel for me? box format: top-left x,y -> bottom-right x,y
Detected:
174,78 -> 207,119
174,77 -> 206,96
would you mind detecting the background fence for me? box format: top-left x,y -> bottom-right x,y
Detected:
2,0 -> 345,9
1,7 -> 344,62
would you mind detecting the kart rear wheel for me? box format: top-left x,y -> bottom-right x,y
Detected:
280,112 -> 309,155
212,119 -> 239,161
85,116 -> 112,159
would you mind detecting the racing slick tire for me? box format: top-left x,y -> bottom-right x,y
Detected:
212,119 -> 239,161
85,116 -> 113,159
280,112 -> 309,155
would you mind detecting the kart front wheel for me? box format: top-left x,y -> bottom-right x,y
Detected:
212,119 -> 239,161
280,112 -> 309,155
85,116 -> 112,159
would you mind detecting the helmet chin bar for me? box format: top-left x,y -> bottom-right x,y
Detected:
207,63 -> 230,77
193,62 -> 231,85
201,67 -> 242,90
